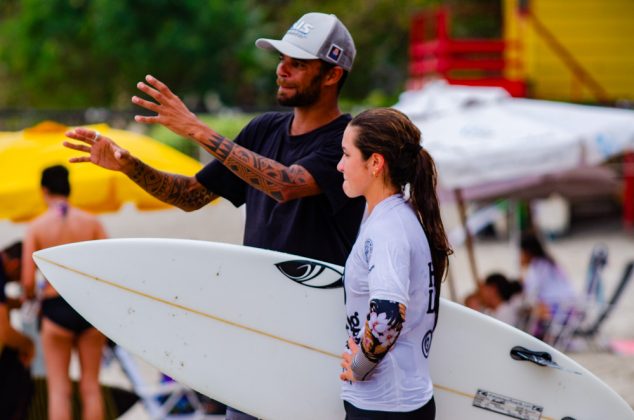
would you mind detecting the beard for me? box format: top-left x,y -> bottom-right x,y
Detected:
276,71 -> 324,107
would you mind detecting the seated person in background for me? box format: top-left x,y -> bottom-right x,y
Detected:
519,232 -> 577,338
0,241 -> 35,419
479,272 -> 525,328
463,291 -> 485,312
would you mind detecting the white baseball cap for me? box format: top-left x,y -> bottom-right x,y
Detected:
256,12 -> 356,71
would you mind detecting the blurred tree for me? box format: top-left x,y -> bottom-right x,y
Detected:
446,0 -> 502,38
0,0 -> 471,110
0,0 -> 265,108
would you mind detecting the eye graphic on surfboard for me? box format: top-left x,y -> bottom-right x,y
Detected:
275,260 -> 343,289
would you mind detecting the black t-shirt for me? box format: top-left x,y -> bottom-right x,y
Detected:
196,112 -> 364,265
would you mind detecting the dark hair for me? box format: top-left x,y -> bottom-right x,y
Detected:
3,241 -> 22,260
508,280 -> 523,296
520,232 -> 554,264
349,108 -> 453,286
41,164 -> 71,197
484,272 -> 523,301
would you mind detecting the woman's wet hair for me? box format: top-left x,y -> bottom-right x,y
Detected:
349,108 -> 453,289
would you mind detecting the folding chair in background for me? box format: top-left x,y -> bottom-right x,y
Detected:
573,260 -> 634,350
541,244 -> 609,351
106,342 -> 225,419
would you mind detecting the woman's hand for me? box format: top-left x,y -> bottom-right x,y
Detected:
340,337 -> 359,382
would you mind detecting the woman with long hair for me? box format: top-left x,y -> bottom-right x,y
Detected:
337,108 -> 452,419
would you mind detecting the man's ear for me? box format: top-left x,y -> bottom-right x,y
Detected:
323,66 -> 344,88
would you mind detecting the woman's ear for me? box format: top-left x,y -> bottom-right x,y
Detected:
370,153 -> 385,176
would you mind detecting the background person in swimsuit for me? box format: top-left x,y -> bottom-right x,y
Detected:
22,165 -> 108,420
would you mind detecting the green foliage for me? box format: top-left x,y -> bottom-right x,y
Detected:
447,0 -> 502,38
0,0 -> 266,108
2,0 -> 487,110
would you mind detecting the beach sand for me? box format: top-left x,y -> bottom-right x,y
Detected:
2,198 -> 633,418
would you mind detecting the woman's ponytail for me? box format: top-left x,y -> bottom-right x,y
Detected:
410,148 -> 452,282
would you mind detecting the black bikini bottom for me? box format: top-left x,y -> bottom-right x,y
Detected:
41,296 -> 93,335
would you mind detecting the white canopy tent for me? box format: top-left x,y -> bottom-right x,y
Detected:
394,82 -> 634,290
395,81 -> 634,200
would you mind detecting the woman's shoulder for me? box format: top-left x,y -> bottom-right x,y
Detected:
27,210 -> 54,231
365,212 -> 405,237
69,206 -> 96,219
363,216 -> 414,253
530,257 -> 559,273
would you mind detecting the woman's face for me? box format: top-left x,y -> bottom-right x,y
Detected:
337,125 -> 373,198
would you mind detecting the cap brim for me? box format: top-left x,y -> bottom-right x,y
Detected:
255,38 -> 319,60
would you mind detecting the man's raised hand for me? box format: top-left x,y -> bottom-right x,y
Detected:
132,74 -> 202,139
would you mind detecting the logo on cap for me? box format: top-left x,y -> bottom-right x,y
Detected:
327,44 -> 343,63
287,19 -> 314,38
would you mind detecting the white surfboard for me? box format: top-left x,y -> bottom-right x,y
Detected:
33,239 -> 633,420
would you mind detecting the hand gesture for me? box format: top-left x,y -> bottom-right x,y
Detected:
64,128 -> 133,173
340,337 -> 359,382
63,128 -> 132,172
132,75 -> 202,139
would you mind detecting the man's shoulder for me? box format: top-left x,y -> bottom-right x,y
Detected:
247,111 -> 292,129
317,113 -> 351,134
236,112 -> 291,144
300,114 -> 351,146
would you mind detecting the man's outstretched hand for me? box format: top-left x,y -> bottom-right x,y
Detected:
132,75 -> 203,140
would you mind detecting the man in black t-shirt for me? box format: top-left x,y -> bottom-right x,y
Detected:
0,241 -> 34,419
65,13 -> 364,419
64,12 -> 364,266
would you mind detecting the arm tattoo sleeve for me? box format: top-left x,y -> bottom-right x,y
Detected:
351,299 -> 406,380
128,158 -> 217,211
199,132 -> 320,202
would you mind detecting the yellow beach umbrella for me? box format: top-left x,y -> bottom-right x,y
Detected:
0,121 -> 202,222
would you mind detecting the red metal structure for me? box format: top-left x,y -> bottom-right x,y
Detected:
408,6 -> 526,97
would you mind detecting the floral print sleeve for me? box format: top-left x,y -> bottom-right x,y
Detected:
362,299 -> 406,362
351,299 -> 406,380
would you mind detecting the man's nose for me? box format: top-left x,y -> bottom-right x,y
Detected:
277,59 -> 291,78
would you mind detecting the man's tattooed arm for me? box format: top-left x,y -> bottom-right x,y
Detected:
351,299 -> 406,381
127,158 -> 218,211
199,132 -> 321,203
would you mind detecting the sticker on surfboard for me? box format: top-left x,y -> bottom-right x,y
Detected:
472,389 -> 543,420
275,260 -> 343,289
